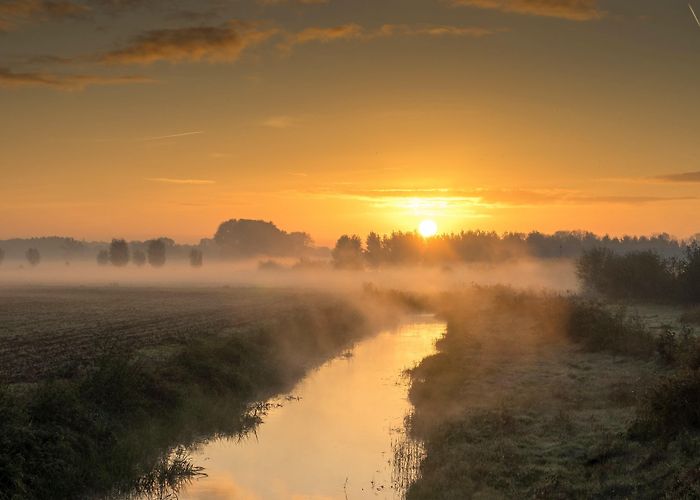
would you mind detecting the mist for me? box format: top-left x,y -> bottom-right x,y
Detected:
0,257 -> 578,294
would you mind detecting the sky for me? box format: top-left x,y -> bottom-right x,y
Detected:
1,0 -> 699,245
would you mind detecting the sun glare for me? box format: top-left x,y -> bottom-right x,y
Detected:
418,219 -> 438,238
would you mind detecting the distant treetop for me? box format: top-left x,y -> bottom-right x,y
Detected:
214,219 -> 313,258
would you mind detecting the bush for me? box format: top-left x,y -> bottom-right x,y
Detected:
566,300 -> 656,358
632,369 -> 700,439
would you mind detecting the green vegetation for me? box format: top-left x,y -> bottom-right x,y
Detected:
0,286 -> 383,499
577,243 -> 700,303
403,288 -> 700,498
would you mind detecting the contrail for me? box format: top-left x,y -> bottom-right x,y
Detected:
140,131 -> 204,141
690,3 -> 700,28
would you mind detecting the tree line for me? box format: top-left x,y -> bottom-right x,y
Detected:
97,239 -> 204,268
331,230 -> 689,269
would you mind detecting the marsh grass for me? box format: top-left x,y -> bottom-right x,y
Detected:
391,413 -> 426,497
403,288 -> 700,498
128,447 -> 206,500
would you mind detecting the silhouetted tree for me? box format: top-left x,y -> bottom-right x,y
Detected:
132,249 -> 146,267
332,235 -> 364,269
147,239 -> 167,267
681,242 -> 700,302
25,248 -> 40,267
189,248 -> 203,268
214,219 -> 313,258
109,239 -> 130,267
0,248 -> 4,266
365,232 -> 383,268
96,250 -> 110,266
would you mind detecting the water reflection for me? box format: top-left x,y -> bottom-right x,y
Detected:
181,317 -> 445,500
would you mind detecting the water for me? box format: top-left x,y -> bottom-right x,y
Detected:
181,316 -> 445,500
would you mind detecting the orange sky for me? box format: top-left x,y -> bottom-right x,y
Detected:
1,0 -> 699,245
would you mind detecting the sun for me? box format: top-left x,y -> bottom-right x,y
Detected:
418,219 -> 438,238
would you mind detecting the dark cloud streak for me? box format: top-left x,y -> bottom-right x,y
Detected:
654,171 -> 700,183
449,0 -> 604,21
0,66 -> 152,89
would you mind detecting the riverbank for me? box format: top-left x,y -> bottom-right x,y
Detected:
0,286 -> 401,499
405,288 -> 700,498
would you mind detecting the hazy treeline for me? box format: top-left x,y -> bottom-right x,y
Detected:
1,225 -> 694,269
577,244 -> 700,303
0,220 -> 328,266
332,230 -> 689,268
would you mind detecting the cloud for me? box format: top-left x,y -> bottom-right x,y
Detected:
101,21 -> 276,65
261,115 -> 299,128
449,0 -> 604,21
0,66 -> 152,89
0,0 -> 88,30
258,0 -> 328,4
281,22 -> 496,49
654,171 -> 700,183
140,131 -> 204,141
376,23 -> 497,38
287,23 -> 363,46
308,187 -> 696,208
147,178 -> 216,185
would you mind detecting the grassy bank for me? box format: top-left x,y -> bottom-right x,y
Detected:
0,286 -> 393,499
404,288 -> 700,498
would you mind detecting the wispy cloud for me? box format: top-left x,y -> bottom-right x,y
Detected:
258,0 -> 329,4
261,115 -> 299,128
306,187 -> 696,208
654,171 -> 700,183
0,0 -> 88,31
0,66 -> 152,89
147,178 -> 215,185
101,21 -> 276,65
375,23 -> 497,38
449,0 -> 604,21
139,131 -> 204,141
281,22 -> 496,49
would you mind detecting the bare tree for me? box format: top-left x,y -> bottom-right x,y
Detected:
109,239 -> 130,267
26,248 -> 40,267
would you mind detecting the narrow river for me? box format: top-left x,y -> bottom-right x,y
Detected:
181,316 -> 445,500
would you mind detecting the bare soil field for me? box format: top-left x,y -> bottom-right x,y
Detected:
0,286 -> 355,383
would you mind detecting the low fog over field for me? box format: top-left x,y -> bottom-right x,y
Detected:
0,258 -> 578,293
4,218 -> 690,293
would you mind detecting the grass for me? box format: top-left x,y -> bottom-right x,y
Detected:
0,285 -> 388,499
402,287 -> 700,498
